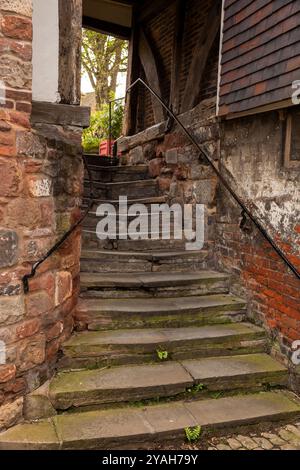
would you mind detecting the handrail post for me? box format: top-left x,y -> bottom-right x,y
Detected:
109,100 -> 112,158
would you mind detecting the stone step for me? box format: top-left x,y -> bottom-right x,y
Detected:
85,164 -> 149,183
49,353 -> 287,411
80,271 -> 230,299
59,323 -> 267,370
80,249 -> 212,274
1,391 -> 299,450
82,195 -> 167,210
82,212 -> 185,230
75,294 -> 246,331
83,154 -> 118,168
84,178 -> 159,199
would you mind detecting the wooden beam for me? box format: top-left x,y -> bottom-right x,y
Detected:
221,99 -> 294,119
31,102 -> 91,128
82,15 -> 131,40
181,0 -> 221,113
139,28 -> 165,124
58,0 -> 82,105
137,0 -> 175,23
169,0 -> 185,114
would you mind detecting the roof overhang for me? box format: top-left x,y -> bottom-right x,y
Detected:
83,0 -> 133,39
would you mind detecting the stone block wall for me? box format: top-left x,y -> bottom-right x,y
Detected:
0,0 -> 86,430
216,112 -> 300,370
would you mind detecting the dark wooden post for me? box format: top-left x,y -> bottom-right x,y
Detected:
123,8 -> 140,136
169,0 -> 185,114
138,27 -> 165,123
58,0 -> 82,105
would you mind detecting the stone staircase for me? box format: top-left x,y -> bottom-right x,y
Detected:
0,157 -> 300,450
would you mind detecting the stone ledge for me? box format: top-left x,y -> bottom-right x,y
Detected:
31,101 -> 91,128
118,97 -> 218,153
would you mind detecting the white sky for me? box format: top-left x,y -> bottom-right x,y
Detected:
81,71 -> 127,99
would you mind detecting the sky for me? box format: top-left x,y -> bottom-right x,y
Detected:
81,72 -> 127,99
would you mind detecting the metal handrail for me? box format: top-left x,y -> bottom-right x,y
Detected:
124,78 -> 300,280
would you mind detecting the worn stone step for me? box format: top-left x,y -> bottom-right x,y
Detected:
59,323 -> 267,370
1,391 -> 299,450
82,211 -> 184,228
49,353 -> 287,410
81,217 -> 186,240
82,195 -> 167,210
84,178 -> 159,199
85,164 -> 149,183
80,271 -> 230,298
80,249 -> 212,274
75,294 -> 246,330
83,154 -> 118,168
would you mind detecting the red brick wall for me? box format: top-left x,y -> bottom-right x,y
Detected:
0,0 -> 84,430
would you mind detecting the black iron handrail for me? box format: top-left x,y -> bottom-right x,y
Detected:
124,78 -> 300,280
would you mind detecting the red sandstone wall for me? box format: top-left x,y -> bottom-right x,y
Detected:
0,0 -> 83,430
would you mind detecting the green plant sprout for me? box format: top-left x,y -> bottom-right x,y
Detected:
156,348 -> 169,361
185,425 -> 202,443
186,383 -> 206,394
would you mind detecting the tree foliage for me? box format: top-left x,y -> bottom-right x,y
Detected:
82,29 -> 128,110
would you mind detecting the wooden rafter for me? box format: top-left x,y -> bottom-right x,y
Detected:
138,28 -> 165,123
181,0 -> 221,113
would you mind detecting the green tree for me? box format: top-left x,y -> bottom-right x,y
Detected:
82,29 -> 128,110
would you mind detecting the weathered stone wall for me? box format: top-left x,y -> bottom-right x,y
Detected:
216,112 -> 300,370
119,98 -> 219,264
0,0 -> 86,430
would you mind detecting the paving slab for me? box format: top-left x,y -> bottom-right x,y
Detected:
56,408 -> 153,450
1,392 -> 299,450
181,353 -> 287,387
49,362 -> 193,409
0,420 -> 59,450
50,353 -> 288,410
78,294 -> 246,315
80,271 -> 229,289
184,392 -> 300,429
